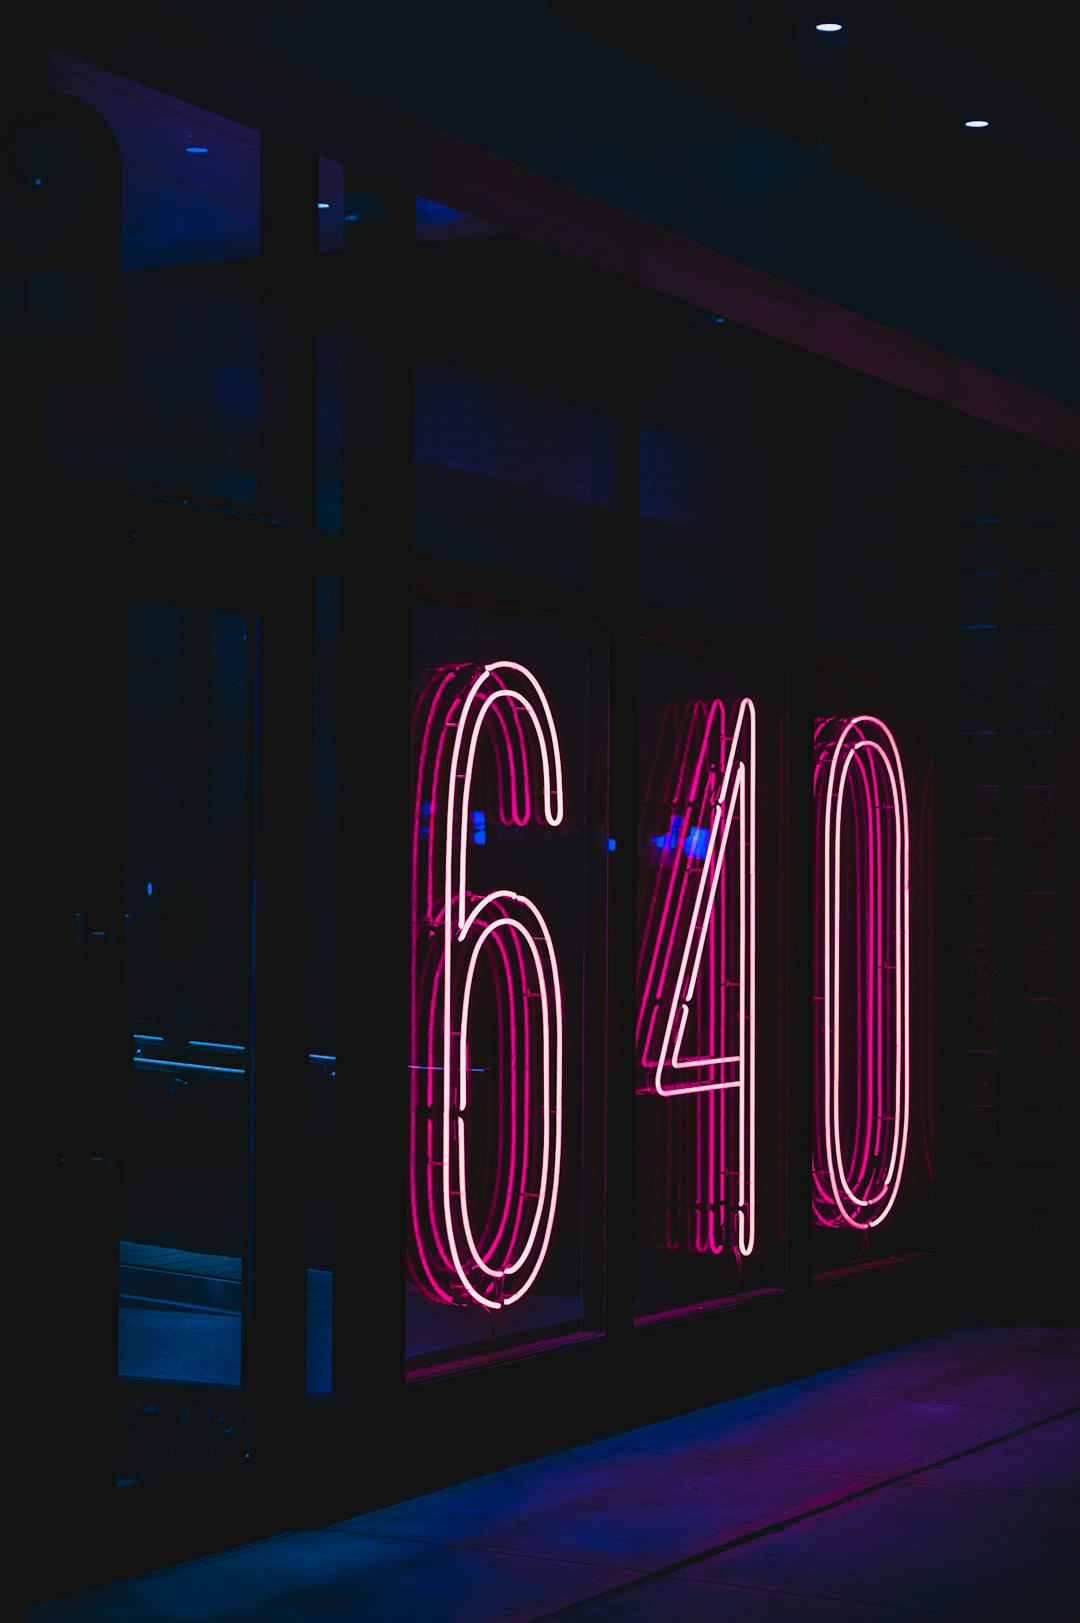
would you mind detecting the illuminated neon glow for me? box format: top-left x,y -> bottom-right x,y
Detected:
637,697 -> 757,1258
813,715 -> 911,1230
409,661 -> 565,1310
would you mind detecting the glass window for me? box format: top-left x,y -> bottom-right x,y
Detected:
812,361 -> 950,658
414,213 -> 611,587
45,55 -> 259,507
406,601 -> 603,1368
639,291 -> 787,626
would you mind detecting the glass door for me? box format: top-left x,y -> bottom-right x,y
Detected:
30,493 -> 323,1598
119,597 -> 252,1483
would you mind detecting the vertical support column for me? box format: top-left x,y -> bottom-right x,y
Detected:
997,437 -> 1072,1319
590,271 -> 640,1343
244,553 -> 315,1470
25,500 -> 128,1600
259,140 -> 318,530
949,417 -> 1004,1316
770,348 -> 816,1294
1058,455 -> 1080,1326
333,176 -> 414,1398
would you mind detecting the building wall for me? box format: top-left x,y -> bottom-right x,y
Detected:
951,424 -> 1073,1321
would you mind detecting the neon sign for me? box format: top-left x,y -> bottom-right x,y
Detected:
409,662 -> 565,1310
637,698 -> 757,1258
409,663 -> 916,1311
813,715 -> 911,1230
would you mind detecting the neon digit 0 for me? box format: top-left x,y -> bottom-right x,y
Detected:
409,661 -> 565,1310
813,715 -> 911,1229
637,697 -> 757,1257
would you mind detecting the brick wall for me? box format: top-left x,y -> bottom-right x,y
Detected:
950,421 -> 1074,1320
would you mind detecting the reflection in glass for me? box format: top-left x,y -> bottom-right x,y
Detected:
639,293 -> 779,624
414,222 -> 609,587
45,56 -> 259,507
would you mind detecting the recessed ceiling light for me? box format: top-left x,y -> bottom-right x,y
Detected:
185,145 -> 208,153
964,119 -> 989,128
815,22 -> 843,31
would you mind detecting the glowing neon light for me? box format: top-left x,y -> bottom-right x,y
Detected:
132,1057 -> 245,1075
813,715 -> 911,1229
409,661 -> 565,1310
637,698 -> 757,1258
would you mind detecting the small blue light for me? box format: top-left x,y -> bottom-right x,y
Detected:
146,881 -> 153,897
317,201 -> 330,209
343,195 -> 381,225
33,176 -> 43,187
712,316 -> 725,324
185,145 -> 208,154
815,21 -> 843,31
134,1057 -> 245,1075
650,816 -> 711,859
607,838 -> 616,852
651,814 -> 684,853
682,825 -> 710,860
471,809 -> 486,846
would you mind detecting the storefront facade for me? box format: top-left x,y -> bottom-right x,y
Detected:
19,2 -> 1078,1604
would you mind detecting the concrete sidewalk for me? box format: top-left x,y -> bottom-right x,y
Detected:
32,1324 -> 1080,1621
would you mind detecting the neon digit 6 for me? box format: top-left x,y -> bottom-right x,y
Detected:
637,697 -> 757,1257
813,715 -> 911,1229
409,661 -> 565,1310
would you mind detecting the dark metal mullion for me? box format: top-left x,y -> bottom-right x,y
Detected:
931,413 -> 959,1293
28,500 -> 128,1598
593,273 -> 640,1340
243,557 -> 315,1469
778,353 -> 818,1295
1057,455 -> 1080,1326
333,175 -> 414,1397
994,438 -> 1019,1312
258,139 -> 318,531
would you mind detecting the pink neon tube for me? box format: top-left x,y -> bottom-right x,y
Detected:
637,697 -> 757,1259
409,660 -> 565,1311
814,715 -> 911,1230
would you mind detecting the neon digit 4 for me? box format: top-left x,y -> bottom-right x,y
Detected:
637,697 -> 757,1258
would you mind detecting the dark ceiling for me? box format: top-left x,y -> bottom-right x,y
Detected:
551,0 -> 1079,288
